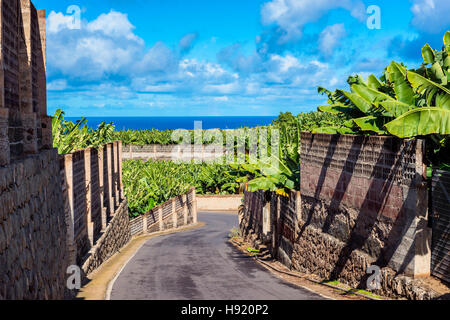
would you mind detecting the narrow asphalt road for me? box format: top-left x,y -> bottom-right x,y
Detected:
110,212 -> 327,300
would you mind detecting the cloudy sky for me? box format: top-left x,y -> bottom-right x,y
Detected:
34,0 -> 450,117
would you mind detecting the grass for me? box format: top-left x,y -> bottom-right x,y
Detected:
228,227 -> 241,240
321,280 -> 387,300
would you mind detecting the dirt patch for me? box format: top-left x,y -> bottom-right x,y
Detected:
416,276 -> 450,298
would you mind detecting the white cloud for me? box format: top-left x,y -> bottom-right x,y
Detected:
411,0 -> 450,33
47,10 -> 199,81
261,0 -> 365,43
203,82 -> 241,95
213,96 -> 229,102
179,59 -> 232,82
269,54 -> 301,72
179,33 -> 198,52
47,8 -> 342,114
138,42 -> 178,73
87,10 -> 143,44
47,11 -> 77,33
318,23 -> 346,56
47,79 -> 68,91
47,10 -> 144,79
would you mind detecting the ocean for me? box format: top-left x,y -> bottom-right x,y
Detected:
66,116 -> 276,131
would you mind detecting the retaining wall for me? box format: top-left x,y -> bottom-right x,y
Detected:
0,1 -> 69,299
129,188 -> 198,237
240,133 -> 437,299
299,133 -> 431,278
0,1 -> 134,299
0,0 -> 50,166
0,149 -> 68,299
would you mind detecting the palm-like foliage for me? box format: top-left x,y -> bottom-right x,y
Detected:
316,31 -> 450,168
123,159 -> 246,216
229,111 -> 345,195
52,109 -> 115,154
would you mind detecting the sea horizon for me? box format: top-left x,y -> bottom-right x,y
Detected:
66,116 -> 277,130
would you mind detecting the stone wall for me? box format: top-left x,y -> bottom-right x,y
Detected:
0,2 -> 135,299
129,188 -> 198,237
299,133 -> 430,277
0,149 -> 68,299
0,0 -> 51,166
0,0 -> 70,300
240,133 -> 437,299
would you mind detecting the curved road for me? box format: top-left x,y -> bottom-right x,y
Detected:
110,212 -> 326,300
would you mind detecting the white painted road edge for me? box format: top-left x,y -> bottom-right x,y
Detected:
105,241 -> 147,300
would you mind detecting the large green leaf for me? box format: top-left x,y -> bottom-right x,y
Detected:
318,104 -> 355,114
431,62 -> 448,85
421,44 -> 435,64
436,92 -> 450,110
385,107 -> 450,138
444,31 -> 450,46
351,84 -> 395,104
248,177 -> 277,192
352,116 -> 387,134
407,70 -> 450,109
407,70 -> 450,95
338,89 -> 372,114
366,74 -> 383,90
444,31 -> 450,55
388,61 -> 416,105
379,100 -> 414,117
312,126 -> 354,134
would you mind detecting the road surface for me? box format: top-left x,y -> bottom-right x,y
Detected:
110,212 -> 327,300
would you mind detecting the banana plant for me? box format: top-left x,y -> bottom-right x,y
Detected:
316,31 -> 450,168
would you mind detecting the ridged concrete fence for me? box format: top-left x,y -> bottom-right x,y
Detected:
129,188 -> 198,237
59,141 -> 126,267
122,144 -> 225,161
431,170 -> 450,284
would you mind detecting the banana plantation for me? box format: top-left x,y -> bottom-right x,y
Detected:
52,31 -> 450,217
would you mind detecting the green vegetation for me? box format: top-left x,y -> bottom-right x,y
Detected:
52,109 -> 115,154
113,126 -> 268,146
114,129 -> 178,145
51,32 -> 450,215
230,111 -> 345,196
123,159 -> 247,216
321,280 -> 386,300
315,31 -> 450,169
228,227 -> 241,240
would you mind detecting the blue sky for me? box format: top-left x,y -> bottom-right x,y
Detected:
34,0 -> 450,117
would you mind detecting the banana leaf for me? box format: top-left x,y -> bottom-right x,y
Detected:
421,43 -> 435,64
388,61 -> 416,105
338,89 -> 372,114
385,107 -> 450,138
352,116 -> 387,134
